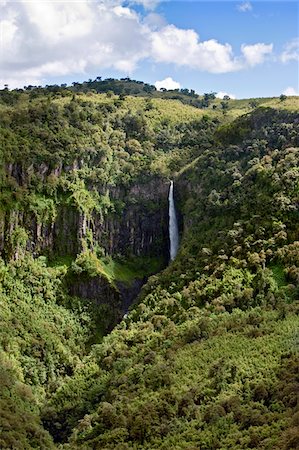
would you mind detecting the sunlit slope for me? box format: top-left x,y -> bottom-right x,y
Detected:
1,89 -> 297,124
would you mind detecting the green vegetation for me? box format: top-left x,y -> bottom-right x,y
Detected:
0,356 -> 54,450
96,255 -> 164,284
69,251 -> 163,287
0,80 -> 298,449
48,311 -> 298,450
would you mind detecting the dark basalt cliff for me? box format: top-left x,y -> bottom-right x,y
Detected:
1,166 -> 169,260
91,178 -> 170,258
0,164 -> 170,321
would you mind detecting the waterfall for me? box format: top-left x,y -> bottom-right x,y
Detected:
169,180 -> 179,261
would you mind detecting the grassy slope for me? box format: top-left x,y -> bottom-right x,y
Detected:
65,92 -> 299,121
1,91 -> 298,124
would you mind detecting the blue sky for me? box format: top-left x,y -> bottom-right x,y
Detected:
148,1 -> 298,97
0,0 -> 298,98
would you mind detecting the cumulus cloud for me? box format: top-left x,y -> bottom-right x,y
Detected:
216,91 -> 236,100
280,38 -> 299,63
151,25 -> 243,73
283,86 -> 299,96
0,0 -> 277,88
237,2 -> 252,12
241,43 -> 273,66
143,12 -> 167,30
155,77 -> 180,91
0,0 -> 149,87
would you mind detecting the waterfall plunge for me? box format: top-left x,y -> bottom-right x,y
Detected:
169,181 -> 179,261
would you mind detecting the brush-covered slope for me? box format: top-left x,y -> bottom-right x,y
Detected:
0,87 -> 220,448
45,106 -> 298,449
0,84 -> 298,449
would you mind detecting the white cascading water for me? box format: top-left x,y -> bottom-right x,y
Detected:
169,180 -> 179,261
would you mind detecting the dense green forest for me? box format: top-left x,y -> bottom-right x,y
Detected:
0,81 -> 298,449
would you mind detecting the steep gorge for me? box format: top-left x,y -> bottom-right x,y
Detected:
0,168 -> 171,326
0,88 -> 298,449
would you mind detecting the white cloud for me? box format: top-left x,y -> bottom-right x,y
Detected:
283,86 -> 299,96
143,12 -> 166,30
26,1 -> 93,43
241,43 -> 273,66
237,2 -> 252,12
216,91 -> 236,100
151,25 -> 242,73
26,60 -> 88,78
0,0 -> 149,87
0,18 -> 18,48
113,5 -> 138,19
280,38 -> 299,63
155,77 -> 180,91
0,0 -> 278,89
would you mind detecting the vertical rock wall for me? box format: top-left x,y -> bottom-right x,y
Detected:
0,174 -> 170,263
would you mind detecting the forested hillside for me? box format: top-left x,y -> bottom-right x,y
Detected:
0,83 -> 298,449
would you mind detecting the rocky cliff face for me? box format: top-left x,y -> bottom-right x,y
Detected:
0,168 -> 170,262
92,178 -> 169,258
0,166 -> 170,323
